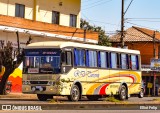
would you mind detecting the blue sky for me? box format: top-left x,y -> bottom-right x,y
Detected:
81,0 -> 160,35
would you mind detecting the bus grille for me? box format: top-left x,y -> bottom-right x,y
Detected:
27,75 -> 52,80
30,81 -> 48,84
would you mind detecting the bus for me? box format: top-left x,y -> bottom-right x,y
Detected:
22,41 -> 143,101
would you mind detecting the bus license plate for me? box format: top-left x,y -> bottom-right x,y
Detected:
36,86 -> 42,89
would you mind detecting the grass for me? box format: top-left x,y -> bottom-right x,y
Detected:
153,98 -> 160,102
103,96 -> 128,104
103,96 -> 120,102
49,98 -> 63,103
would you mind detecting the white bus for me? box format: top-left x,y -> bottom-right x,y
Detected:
22,41 -> 143,101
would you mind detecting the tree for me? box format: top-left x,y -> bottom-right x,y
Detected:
80,19 -> 111,46
0,34 -> 25,95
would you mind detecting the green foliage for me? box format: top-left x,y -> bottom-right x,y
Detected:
153,98 -> 160,102
80,19 -> 112,46
103,96 -> 120,102
0,41 -> 14,67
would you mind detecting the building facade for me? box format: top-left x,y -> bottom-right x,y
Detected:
0,0 -> 98,93
110,26 -> 160,96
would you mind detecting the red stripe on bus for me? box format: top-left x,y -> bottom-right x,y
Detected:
99,84 -> 109,95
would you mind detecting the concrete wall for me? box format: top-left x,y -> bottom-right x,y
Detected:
0,0 -> 81,28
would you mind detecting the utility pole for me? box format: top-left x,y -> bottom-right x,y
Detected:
16,31 -> 20,54
153,31 -> 156,96
153,31 -> 156,58
120,0 -> 125,48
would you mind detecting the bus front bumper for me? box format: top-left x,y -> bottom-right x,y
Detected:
22,85 -> 61,95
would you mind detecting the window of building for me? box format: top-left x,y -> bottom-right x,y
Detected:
52,11 -> 60,24
70,14 -> 77,27
74,49 -> 86,67
15,3 -> 25,18
98,52 -> 107,68
110,52 -> 117,69
86,50 -> 97,67
121,54 -> 128,69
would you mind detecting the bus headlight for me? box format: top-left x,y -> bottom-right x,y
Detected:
31,87 -> 36,92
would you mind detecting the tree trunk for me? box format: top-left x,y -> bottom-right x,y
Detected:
0,65 -> 14,94
0,55 -> 24,95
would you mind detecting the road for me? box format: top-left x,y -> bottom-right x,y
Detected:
0,96 -> 159,104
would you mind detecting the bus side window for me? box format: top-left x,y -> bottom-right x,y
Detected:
131,55 -> 139,70
61,52 -> 66,63
128,55 -> 132,70
110,52 -> 117,69
136,55 -> 139,70
121,54 -> 128,70
88,50 -> 97,67
66,51 -> 72,66
98,51 -> 107,68
117,53 -> 121,68
106,52 -> 109,68
74,48 -> 86,67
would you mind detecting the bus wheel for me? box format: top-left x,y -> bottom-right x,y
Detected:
37,94 -> 48,101
119,85 -> 127,100
138,88 -> 144,98
68,85 -> 80,101
87,95 -> 100,101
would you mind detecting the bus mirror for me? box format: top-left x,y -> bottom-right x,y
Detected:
61,52 -> 65,63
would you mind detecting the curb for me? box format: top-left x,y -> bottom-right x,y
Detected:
0,93 -> 37,99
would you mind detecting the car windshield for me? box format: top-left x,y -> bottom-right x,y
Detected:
23,48 -> 61,74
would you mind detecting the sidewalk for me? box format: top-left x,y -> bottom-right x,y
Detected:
0,93 -> 37,99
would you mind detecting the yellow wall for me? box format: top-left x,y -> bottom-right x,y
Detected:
0,0 -> 33,20
0,0 -> 81,28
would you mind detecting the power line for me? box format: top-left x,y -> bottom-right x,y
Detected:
82,0 -> 107,7
126,18 -> 160,20
81,13 -> 95,25
124,0 -> 134,15
82,0 -> 96,3
126,21 -> 159,31
82,0 -> 113,10
85,20 -> 120,26
126,19 -> 160,23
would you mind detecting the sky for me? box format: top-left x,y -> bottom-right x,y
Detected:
81,0 -> 160,35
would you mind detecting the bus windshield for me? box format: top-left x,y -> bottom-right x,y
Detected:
23,48 -> 61,74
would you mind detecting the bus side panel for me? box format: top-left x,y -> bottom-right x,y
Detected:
128,71 -> 141,94
85,68 -> 99,95
108,70 -> 120,95
60,68 -> 87,95
98,69 -> 110,95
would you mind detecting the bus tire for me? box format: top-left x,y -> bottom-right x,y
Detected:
119,85 -> 127,100
37,94 -> 48,101
138,88 -> 144,98
68,85 -> 80,101
87,95 -> 100,101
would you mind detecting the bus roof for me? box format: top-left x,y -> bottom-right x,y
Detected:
26,41 -> 140,54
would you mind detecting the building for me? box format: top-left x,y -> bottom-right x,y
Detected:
0,0 -> 98,93
109,26 -> 160,96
